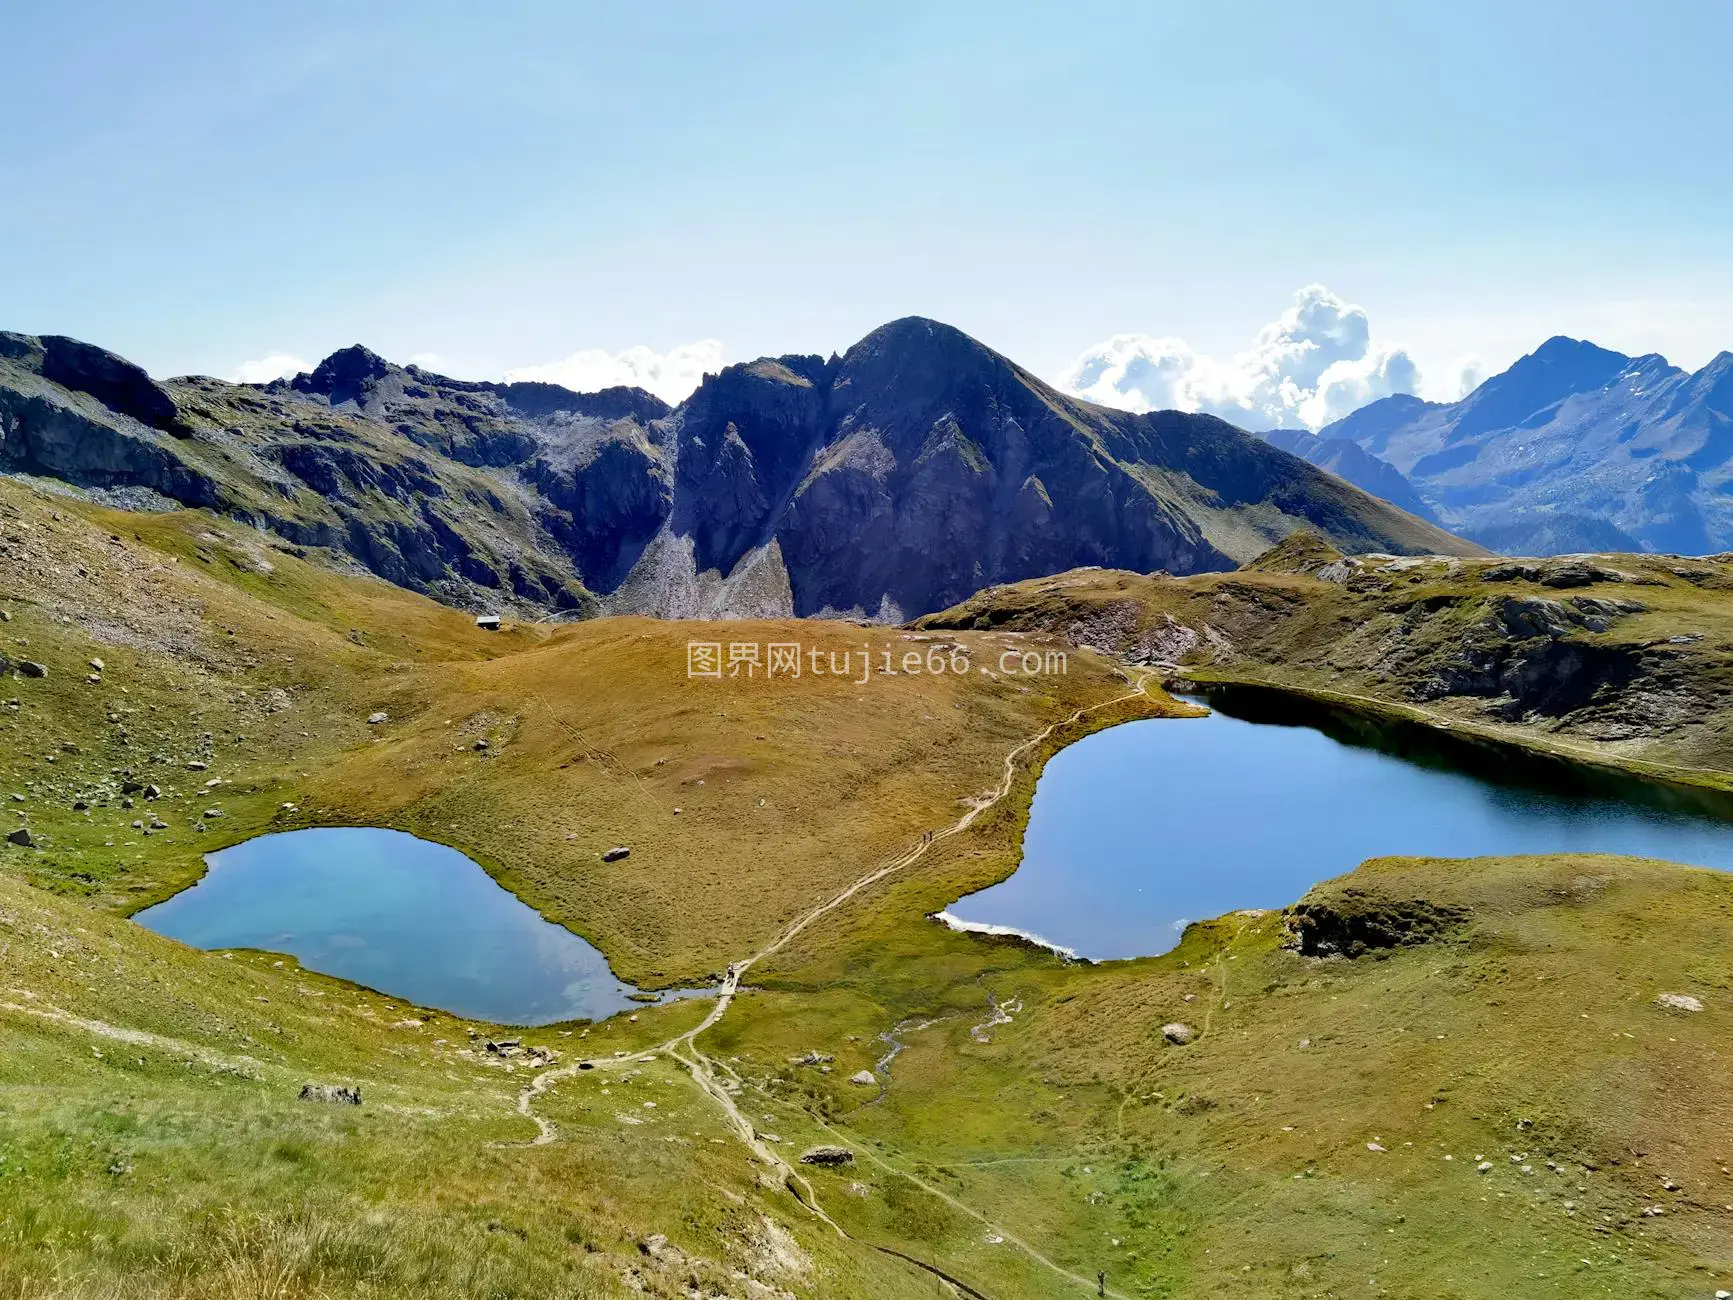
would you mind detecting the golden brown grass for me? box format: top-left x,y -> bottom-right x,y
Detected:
11,477 -> 1733,1296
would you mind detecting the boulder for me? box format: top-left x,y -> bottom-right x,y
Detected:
602,845 -> 631,862
299,1083 -> 361,1105
850,1069 -> 877,1086
1655,993 -> 1705,1013
367,711 -> 389,725
18,662 -> 47,678
6,827 -> 37,848
798,1145 -> 855,1166
1161,1022 -> 1195,1045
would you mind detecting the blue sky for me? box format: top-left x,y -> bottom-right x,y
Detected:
4,1 -> 1731,419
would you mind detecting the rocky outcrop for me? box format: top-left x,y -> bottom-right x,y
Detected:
1285,891 -> 1471,957
798,1145 -> 854,1166
1413,594 -> 1658,719
299,1083 -> 362,1105
11,333 -> 188,435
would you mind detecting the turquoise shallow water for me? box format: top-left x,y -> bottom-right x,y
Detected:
134,826 -> 703,1025
943,686 -> 1733,961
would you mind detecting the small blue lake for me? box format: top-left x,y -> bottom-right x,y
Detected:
942,686 -> 1733,961
134,827 -> 701,1025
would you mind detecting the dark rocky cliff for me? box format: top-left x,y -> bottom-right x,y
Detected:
1,318 -> 1478,618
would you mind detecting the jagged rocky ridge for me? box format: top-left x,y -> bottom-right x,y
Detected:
0,319 -> 1473,618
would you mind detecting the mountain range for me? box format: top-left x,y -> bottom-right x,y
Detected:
1291,336 -> 1733,556
0,319 -> 1468,619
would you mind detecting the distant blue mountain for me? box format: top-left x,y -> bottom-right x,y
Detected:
1319,337 -> 1733,556
1259,427 -> 1439,523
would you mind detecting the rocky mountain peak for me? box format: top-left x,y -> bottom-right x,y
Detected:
837,316 -> 1015,399
1502,335 -> 1633,392
292,345 -> 394,406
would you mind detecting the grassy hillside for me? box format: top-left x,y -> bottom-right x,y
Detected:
6,480 -> 1733,1297
920,536 -> 1733,784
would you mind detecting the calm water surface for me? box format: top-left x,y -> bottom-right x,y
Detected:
942,687 -> 1733,961
135,827 -> 701,1024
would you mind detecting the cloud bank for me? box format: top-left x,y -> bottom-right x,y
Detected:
505,340 -> 724,406
1064,285 -> 1477,431
228,353 -> 311,384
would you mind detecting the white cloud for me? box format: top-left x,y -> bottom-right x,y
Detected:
504,339 -> 724,406
1064,285 -> 1463,431
1420,353 -> 1485,403
228,353 -> 310,384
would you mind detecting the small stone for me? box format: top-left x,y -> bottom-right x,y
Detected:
86,673 -> 102,685
1477,1161 -> 1493,1173
204,808 -> 222,818
367,712 -> 388,725
186,761 -> 207,771
602,846 -> 631,863
1162,1022 -> 1195,1045
143,784 -> 161,799
89,658 -> 104,671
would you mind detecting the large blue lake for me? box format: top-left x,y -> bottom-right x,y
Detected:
942,686 -> 1733,961
134,827 -> 699,1025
